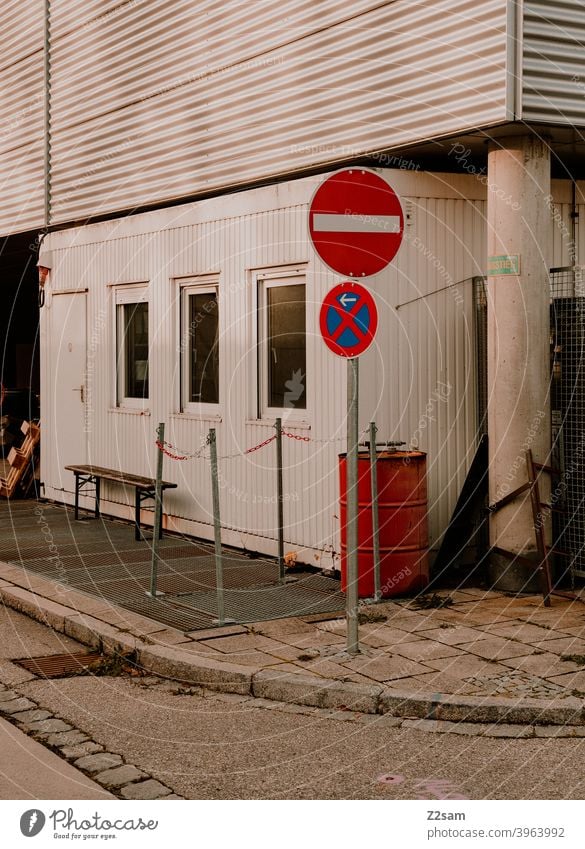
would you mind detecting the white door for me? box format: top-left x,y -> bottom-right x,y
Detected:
50,292 -> 87,495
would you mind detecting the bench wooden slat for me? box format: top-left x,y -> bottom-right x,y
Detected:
65,465 -> 177,489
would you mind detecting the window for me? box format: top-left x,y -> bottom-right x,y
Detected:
181,283 -> 219,410
115,287 -> 149,406
259,277 -> 306,414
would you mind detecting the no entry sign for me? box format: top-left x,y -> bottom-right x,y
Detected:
320,282 -> 378,358
309,168 -> 404,278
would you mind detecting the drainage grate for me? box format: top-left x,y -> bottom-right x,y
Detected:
14,652 -> 104,678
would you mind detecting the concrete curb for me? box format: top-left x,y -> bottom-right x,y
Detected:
2,573 -> 585,730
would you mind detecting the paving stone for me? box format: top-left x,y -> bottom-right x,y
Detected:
25,718 -> 72,734
421,626 -> 488,646
74,752 -> 123,774
45,730 -> 90,746
424,654 -> 510,678
458,637 -> 534,660
163,794 -> 184,799
487,622 -> 559,642
358,627 -> 422,649
0,697 -> 37,714
342,654 -> 432,682
146,629 -> 193,646
500,652 -> 582,677
94,764 -> 147,788
547,670 -> 585,691
392,640 -> 462,662
249,618 -> 314,637
535,637 -> 585,655
60,741 -> 104,759
120,779 -> 172,800
185,625 -> 247,640
202,634 -> 280,653
0,689 -> 19,702
11,709 -> 52,724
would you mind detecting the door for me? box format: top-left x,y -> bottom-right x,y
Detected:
50,292 -> 87,495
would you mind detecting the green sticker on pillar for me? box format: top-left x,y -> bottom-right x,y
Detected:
487,255 -> 520,276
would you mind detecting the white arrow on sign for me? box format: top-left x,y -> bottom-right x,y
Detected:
339,293 -> 359,308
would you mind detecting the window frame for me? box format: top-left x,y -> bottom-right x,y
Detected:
257,272 -> 307,421
179,278 -> 220,415
114,284 -> 150,410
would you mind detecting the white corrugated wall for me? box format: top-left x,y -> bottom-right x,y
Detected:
47,0 -> 509,224
522,0 -> 585,124
0,0 -> 45,234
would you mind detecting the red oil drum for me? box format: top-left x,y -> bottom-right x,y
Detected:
339,450 -> 429,598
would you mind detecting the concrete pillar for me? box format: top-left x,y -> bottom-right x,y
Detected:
487,135 -> 551,590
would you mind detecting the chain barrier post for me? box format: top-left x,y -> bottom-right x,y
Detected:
346,358 -> 360,655
369,421 -> 382,603
209,428 -> 233,625
147,422 -> 165,598
275,418 -> 285,583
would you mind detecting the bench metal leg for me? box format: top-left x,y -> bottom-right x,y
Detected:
95,477 -> 101,519
74,474 -> 80,520
135,488 -> 142,541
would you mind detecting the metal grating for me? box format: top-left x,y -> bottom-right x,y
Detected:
175,584 -> 346,624
0,500 -> 344,632
551,266 -> 585,582
14,652 -> 104,678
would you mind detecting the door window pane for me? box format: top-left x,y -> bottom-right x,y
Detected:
188,291 -> 219,404
267,284 -> 306,409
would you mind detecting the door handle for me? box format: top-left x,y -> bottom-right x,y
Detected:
73,385 -> 85,403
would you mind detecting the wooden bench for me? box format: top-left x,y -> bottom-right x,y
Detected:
64,465 -> 177,541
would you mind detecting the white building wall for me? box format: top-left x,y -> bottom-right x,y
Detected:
40,169 -> 579,564
522,0 -> 585,125
47,0 -> 509,224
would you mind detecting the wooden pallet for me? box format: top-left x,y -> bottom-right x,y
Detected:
0,421 -> 40,498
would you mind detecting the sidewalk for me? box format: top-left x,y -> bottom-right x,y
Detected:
2,551 -> 585,728
2,499 -> 585,727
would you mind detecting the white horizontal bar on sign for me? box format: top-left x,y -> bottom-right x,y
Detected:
313,213 -> 401,233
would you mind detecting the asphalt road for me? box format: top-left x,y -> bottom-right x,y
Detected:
1,605 -> 584,801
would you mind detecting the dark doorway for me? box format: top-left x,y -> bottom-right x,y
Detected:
0,231 -> 40,397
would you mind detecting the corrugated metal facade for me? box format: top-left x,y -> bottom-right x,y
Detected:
40,170 -> 488,561
0,0 -> 45,234
47,0 -> 509,224
522,0 -> 585,124
3,2 -> 585,235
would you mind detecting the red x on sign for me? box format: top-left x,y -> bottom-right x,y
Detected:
319,282 -> 378,358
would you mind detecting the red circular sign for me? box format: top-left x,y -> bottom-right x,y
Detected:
319,282 -> 378,358
309,168 -> 404,278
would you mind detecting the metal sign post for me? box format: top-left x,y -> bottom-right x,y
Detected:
147,422 -> 165,598
209,428 -> 234,625
346,358 -> 360,655
275,417 -> 285,583
369,421 -> 382,602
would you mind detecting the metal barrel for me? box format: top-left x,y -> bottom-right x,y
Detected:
339,449 -> 429,598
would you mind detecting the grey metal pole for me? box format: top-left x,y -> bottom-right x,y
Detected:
209,428 -> 233,625
147,422 -> 165,598
276,417 -> 285,583
346,357 -> 360,655
369,421 -> 382,603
